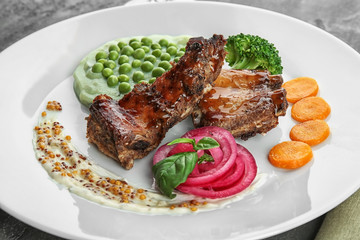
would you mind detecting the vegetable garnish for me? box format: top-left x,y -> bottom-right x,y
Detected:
282,77 -> 319,103
153,126 -> 257,199
168,137 -> 220,152
291,96 -> 331,122
290,120 -> 330,146
268,141 -> 313,169
152,152 -> 197,199
152,137 -> 220,198
225,33 -> 283,75
269,77 -> 331,169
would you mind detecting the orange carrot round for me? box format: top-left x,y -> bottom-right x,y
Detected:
290,120 -> 330,146
282,77 -> 319,103
268,141 -> 313,169
291,96 -> 331,122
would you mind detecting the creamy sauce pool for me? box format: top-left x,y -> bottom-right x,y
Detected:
33,101 -> 263,215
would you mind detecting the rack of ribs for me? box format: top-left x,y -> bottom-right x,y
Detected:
86,35 -> 226,169
192,69 -> 288,140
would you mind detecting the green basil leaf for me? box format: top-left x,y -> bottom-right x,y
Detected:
194,137 -> 220,151
198,153 -> 215,164
152,152 -> 197,199
167,138 -> 196,147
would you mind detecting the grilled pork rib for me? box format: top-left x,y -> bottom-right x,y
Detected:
86,35 -> 226,169
192,69 -> 288,140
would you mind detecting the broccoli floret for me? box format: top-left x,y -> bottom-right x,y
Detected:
225,33 -> 283,75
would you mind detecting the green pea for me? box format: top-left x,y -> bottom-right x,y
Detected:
176,51 -> 185,57
97,58 -> 107,64
132,59 -> 142,68
130,41 -> 142,50
133,48 -> 145,59
117,41 -> 127,49
152,49 -> 162,58
95,51 -> 108,61
180,47 -> 186,52
166,46 -> 177,56
104,60 -> 116,69
102,68 -> 113,78
159,39 -> 169,47
149,77 -> 156,84
141,37 -> 152,46
118,63 -> 132,74
141,46 -> 150,53
168,42 -> 178,48
160,53 -> 171,61
108,50 -> 119,61
139,80 -> 148,84
174,57 -> 180,63
152,67 -> 165,77
121,46 -> 134,56
151,43 -> 161,50
118,74 -> 130,82
144,55 -> 157,64
92,62 -> 104,73
107,75 -> 119,87
118,55 -> 129,64
141,61 -> 154,72
129,38 -> 139,44
119,82 -> 131,94
158,61 -> 172,71
109,44 -> 120,53
133,71 -> 145,82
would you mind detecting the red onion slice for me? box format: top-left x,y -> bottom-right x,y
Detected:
176,144 -> 257,199
152,126 -> 257,199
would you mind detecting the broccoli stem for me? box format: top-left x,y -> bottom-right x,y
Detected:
232,56 -> 260,70
232,57 -> 251,69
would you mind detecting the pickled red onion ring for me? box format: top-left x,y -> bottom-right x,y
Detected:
152,126 -> 257,199
180,126 -> 238,186
176,144 -> 257,199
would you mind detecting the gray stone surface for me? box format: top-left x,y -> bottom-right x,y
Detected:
0,0 -> 359,239
206,0 -> 360,53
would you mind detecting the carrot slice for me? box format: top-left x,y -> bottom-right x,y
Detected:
268,141 -> 313,169
291,96 -> 331,122
282,77 -> 319,103
290,120 -> 330,146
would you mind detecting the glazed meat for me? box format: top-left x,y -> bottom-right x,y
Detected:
86,35 -> 226,169
192,69 -> 288,140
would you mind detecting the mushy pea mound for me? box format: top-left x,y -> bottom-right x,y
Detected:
73,35 -> 191,107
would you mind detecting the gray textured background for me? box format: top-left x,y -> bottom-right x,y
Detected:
1,0 -> 359,239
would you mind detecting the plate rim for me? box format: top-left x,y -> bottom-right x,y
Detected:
1,1 -> 360,240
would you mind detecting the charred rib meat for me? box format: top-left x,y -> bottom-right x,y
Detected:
192,69 -> 288,140
86,35 -> 226,169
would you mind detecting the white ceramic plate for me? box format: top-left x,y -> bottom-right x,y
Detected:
1,2 -> 360,240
